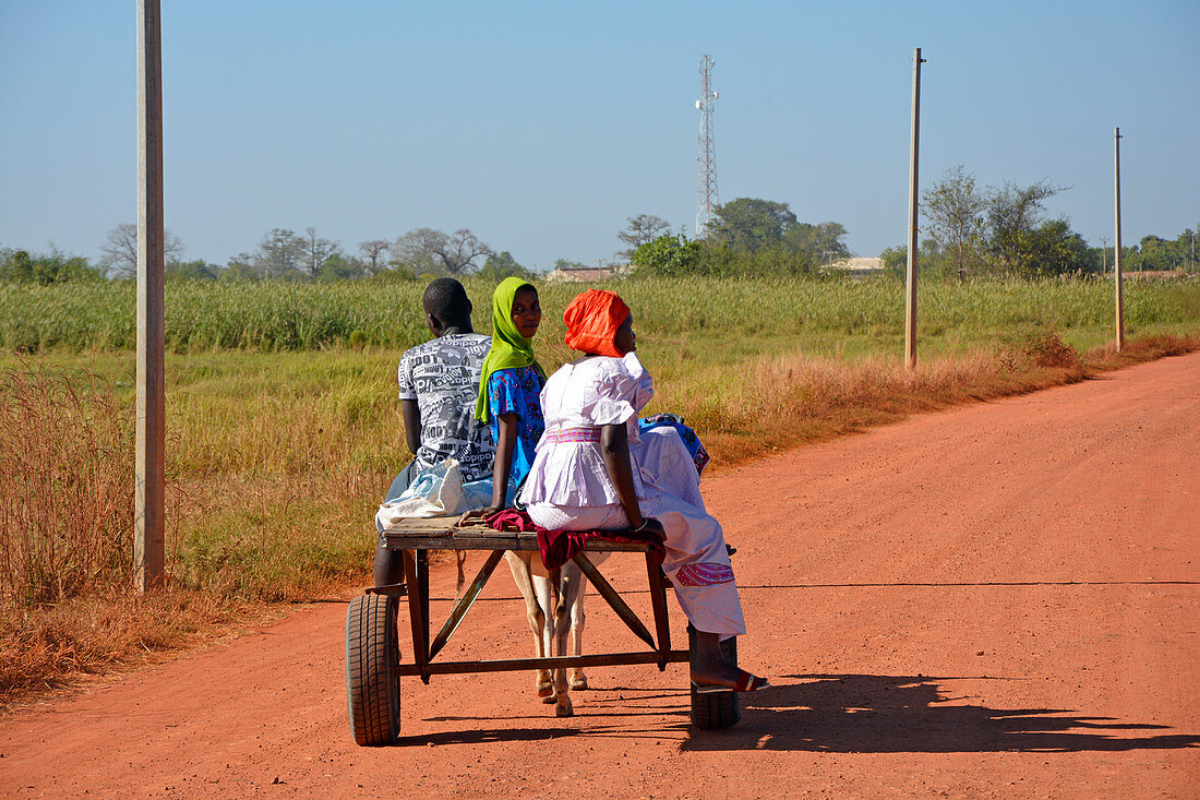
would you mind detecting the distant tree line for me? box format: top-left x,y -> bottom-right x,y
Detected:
0,224 -> 541,285
626,198 -> 850,277
880,166 -> 1199,279
2,183 -> 1194,284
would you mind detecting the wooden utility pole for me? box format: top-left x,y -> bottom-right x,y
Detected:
1113,127 -> 1125,353
905,47 -> 925,370
136,0 -> 165,591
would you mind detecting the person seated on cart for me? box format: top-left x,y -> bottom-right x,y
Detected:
374,277 -> 495,587
517,289 -> 768,694
459,276 -> 547,521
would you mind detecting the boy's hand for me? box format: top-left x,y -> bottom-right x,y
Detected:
457,506 -> 503,526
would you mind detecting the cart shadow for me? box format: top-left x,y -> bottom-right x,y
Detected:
681,673 -> 1200,754
395,727 -> 586,746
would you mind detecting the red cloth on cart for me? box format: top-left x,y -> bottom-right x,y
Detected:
485,508 -> 663,570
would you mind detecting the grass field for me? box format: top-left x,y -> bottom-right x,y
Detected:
4,274 -> 1199,355
2,274 -> 1199,701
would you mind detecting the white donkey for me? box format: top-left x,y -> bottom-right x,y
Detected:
504,550 -> 608,718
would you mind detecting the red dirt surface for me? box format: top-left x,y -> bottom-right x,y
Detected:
3,353 -> 1199,799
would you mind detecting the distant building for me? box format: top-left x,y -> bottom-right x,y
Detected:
827,257 -> 884,278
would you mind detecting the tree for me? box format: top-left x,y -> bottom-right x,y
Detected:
616,214 -> 671,260
221,255 -> 259,283
165,259 -> 218,281
705,198 -> 797,253
436,228 -> 492,274
99,223 -> 184,279
390,228 -> 443,275
923,166 -> 987,281
252,228 -> 306,278
391,228 -> 493,275
879,245 -> 907,278
303,226 -> 340,278
478,250 -> 528,279
1,246 -> 102,284
317,253 -> 366,282
783,221 -> 850,263
985,180 -> 1062,275
1012,220 -> 1093,276
630,234 -> 703,277
358,239 -> 390,276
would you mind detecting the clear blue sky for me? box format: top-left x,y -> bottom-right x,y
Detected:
2,0 -> 1197,271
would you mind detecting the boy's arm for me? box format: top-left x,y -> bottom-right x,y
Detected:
401,399 -> 421,455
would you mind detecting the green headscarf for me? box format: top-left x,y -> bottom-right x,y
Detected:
475,277 -> 546,423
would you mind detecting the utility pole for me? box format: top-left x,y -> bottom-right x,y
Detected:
136,0 -> 166,591
1113,127 -> 1125,353
905,48 -> 925,370
695,55 -> 719,238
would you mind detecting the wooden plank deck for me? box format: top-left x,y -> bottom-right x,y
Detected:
381,516 -> 655,553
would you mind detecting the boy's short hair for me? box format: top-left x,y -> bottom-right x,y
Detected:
423,278 -> 473,323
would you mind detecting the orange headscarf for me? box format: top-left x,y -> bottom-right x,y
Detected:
563,289 -> 630,358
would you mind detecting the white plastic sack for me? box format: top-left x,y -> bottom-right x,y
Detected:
375,459 -> 502,528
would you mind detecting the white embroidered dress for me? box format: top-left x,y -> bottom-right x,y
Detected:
520,353 -> 746,637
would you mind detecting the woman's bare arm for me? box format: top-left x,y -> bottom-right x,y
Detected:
459,413 -> 517,524
488,413 -> 518,511
601,423 -> 663,538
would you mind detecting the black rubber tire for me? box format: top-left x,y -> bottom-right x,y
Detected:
688,624 -> 742,730
345,594 -> 401,746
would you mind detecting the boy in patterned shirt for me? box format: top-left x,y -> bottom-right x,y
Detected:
374,278 -> 494,586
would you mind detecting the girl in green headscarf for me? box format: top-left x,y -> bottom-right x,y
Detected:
469,277 -> 546,515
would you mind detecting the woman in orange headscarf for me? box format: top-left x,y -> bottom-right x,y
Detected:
519,290 -> 767,693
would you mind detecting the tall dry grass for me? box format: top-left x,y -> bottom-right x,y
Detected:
0,363 -> 134,607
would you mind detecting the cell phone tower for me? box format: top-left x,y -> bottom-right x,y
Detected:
695,54 -> 719,238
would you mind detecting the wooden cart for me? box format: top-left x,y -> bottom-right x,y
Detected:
345,517 -> 741,746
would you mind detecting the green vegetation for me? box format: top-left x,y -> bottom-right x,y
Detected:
631,198 -> 848,276
884,168 -> 1199,280
0,247 -> 105,285
5,275 -> 1199,356
3,274 -> 1199,699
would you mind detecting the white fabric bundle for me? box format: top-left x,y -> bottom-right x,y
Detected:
375,459 -> 500,528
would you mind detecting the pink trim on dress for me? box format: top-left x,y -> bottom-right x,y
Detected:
674,563 -> 734,586
543,427 -> 601,444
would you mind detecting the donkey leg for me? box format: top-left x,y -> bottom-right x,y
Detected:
564,562 -> 590,690
534,572 -> 558,703
552,569 -> 583,717
567,553 -> 606,689
504,552 -> 552,697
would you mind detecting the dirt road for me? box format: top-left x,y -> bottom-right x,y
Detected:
3,353 -> 1199,799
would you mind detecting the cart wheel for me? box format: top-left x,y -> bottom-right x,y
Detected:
346,593 -> 401,746
688,624 -> 742,730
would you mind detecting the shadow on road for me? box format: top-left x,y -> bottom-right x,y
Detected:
682,673 -> 1200,754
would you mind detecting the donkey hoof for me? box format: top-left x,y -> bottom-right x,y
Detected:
569,676 -> 589,691
541,692 -> 557,704
555,702 -> 574,718
537,685 -> 554,699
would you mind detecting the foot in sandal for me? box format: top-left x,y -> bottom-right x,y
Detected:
689,665 -> 770,693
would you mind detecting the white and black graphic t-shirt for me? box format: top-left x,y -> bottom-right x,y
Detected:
397,333 -> 495,481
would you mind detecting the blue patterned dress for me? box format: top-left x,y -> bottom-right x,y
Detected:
487,366 -> 546,485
